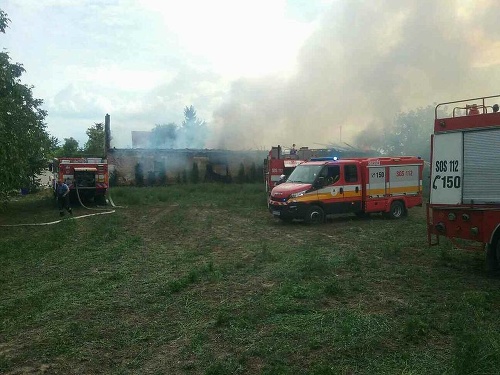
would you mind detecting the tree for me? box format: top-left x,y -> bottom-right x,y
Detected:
355,105 -> 435,160
150,123 -> 177,149
190,162 -> 199,183
0,10 -> 53,199
179,105 -> 207,149
83,122 -> 105,156
158,163 -> 167,185
55,137 -> 80,157
134,163 -> 144,186
382,105 -> 434,159
237,163 -> 246,184
249,162 -> 258,182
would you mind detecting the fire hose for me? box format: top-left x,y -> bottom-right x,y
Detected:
0,210 -> 116,227
0,184 -> 124,227
74,183 -> 121,211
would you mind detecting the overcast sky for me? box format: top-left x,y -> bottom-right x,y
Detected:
2,0 -> 500,150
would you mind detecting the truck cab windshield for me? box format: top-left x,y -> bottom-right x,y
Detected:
286,165 -> 323,184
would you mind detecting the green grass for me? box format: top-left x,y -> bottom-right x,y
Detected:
1,184 -> 500,374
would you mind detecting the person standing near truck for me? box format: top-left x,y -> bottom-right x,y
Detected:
57,179 -> 72,216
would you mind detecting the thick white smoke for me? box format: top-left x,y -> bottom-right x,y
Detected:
209,0 -> 500,150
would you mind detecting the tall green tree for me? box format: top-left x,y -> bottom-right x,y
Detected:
83,122 -> 105,156
0,10 -> 52,198
179,105 -> 207,149
58,137 -> 80,157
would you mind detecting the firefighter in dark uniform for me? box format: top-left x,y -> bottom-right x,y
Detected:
57,179 -> 72,216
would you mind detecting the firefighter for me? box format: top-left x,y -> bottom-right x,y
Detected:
290,144 -> 297,155
57,178 -> 72,216
467,104 -> 480,115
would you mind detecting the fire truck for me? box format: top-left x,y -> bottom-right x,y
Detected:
269,155 -> 424,223
264,145 -> 306,193
51,157 -> 109,203
427,94 -> 500,270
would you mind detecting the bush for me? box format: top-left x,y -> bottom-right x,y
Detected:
237,163 -> 246,184
147,171 -> 156,186
158,166 -> 167,185
134,163 -> 144,186
248,162 -> 258,182
190,163 -> 199,184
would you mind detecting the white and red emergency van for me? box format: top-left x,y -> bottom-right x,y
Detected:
427,94 -> 500,270
269,156 -> 424,223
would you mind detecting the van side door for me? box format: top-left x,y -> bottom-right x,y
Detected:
342,164 -> 362,213
316,164 -> 343,214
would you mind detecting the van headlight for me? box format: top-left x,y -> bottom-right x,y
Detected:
290,190 -> 307,198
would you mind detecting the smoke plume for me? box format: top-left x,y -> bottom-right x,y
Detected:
210,0 -> 500,150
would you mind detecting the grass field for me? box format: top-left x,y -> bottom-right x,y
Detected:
1,184 -> 500,374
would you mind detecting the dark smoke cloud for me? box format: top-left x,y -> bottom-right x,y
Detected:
210,0 -> 500,150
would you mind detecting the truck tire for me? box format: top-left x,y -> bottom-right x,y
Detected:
385,201 -> 405,219
305,205 -> 325,224
486,240 -> 500,273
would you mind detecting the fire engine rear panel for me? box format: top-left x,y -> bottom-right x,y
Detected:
430,132 -> 463,205
431,129 -> 500,205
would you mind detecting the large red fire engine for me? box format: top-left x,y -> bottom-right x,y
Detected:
51,157 -> 109,203
427,94 -> 500,270
269,155 -> 424,223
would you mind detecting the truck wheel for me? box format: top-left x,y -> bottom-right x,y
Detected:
386,201 -> 405,219
305,205 -> 325,224
486,240 -> 500,273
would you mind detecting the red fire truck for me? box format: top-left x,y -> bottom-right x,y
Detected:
269,156 -> 424,223
264,145 -> 306,193
427,94 -> 500,270
51,157 -> 109,203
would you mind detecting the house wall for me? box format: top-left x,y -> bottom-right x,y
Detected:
107,148 -> 267,185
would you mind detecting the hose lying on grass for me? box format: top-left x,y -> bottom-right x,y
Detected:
0,210 -> 116,227
0,185 -> 124,227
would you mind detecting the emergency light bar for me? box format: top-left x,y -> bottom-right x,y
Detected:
310,156 -> 339,161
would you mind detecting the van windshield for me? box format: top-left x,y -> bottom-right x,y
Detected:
286,165 -> 323,184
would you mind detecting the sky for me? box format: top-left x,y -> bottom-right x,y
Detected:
2,0 -> 500,150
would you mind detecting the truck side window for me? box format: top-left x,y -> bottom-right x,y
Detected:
320,165 -> 340,185
345,165 -> 358,183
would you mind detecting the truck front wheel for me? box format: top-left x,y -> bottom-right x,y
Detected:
385,201 -> 405,219
305,205 -> 325,224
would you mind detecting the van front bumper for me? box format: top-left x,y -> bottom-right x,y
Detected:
269,202 -> 307,220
